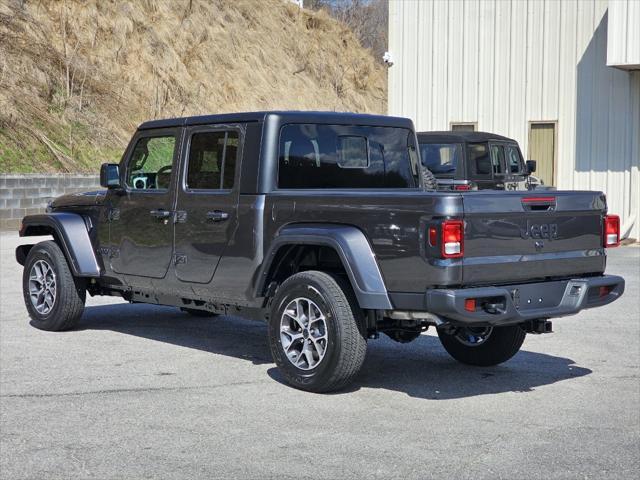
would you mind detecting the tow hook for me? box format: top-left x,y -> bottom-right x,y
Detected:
523,319 -> 553,334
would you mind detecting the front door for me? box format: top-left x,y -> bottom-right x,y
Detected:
173,126 -> 241,284
109,128 -> 180,279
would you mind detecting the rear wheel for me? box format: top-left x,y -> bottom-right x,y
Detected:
23,241 -> 86,331
268,271 -> 367,392
437,325 -> 526,366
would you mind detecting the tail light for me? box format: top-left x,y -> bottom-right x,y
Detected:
454,184 -> 471,191
603,214 -> 620,247
441,220 -> 464,258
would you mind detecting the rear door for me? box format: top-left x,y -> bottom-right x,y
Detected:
173,125 -> 241,284
461,191 -> 607,285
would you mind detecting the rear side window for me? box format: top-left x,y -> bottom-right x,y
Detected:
419,143 -> 461,175
468,143 -> 492,178
186,130 -> 238,190
278,124 -> 419,188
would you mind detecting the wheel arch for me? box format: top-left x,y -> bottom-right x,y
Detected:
255,224 -> 392,310
17,213 -> 101,277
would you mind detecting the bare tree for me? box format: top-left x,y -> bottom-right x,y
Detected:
307,0 -> 388,63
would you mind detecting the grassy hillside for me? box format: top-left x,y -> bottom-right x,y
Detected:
0,0 -> 386,173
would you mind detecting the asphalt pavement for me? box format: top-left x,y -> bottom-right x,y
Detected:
1,231 -> 638,479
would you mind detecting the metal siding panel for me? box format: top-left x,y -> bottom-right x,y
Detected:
542,0 -> 561,120
573,0 -> 596,191
478,0 -> 496,131
448,0 -> 464,125
462,0 -> 480,123
493,0 -> 511,136
589,7 -> 610,195
628,0 -> 640,66
402,1 -> 419,124
387,0 -> 402,116
509,0 -> 528,154
432,0 -> 449,129
630,73 -> 640,239
557,0 -> 579,190
526,0 -> 544,121
415,0 -> 434,130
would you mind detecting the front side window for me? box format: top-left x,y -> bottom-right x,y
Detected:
505,144 -> 524,174
127,135 -> 176,190
278,124 -> 418,188
186,130 -> 239,190
419,143 -> 461,175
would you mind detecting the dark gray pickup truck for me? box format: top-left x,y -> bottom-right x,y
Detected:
16,111 -> 625,392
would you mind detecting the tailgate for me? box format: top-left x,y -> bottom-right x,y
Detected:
462,191 -> 607,285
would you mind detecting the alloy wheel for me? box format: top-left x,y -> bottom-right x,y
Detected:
28,259 -> 57,315
280,297 -> 329,370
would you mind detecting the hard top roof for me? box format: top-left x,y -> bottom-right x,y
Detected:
416,130 -> 515,143
138,111 -> 414,130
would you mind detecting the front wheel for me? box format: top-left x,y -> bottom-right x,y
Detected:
22,241 -> 86,331
268,271 -> 367,393
437,325 -> 526,366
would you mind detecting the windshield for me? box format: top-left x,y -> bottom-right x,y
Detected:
419,143 -> 462,175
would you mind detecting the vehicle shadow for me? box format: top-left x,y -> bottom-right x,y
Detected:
79,303 -> 592,399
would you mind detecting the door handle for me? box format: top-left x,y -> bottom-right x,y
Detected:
206,210 -> 229,222
150,209 -> 171,219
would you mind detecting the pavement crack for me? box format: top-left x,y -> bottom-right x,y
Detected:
1,380 -> 267,398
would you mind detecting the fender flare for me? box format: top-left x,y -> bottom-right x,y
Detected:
17,213 -> 101,277
256,224 -> 392,310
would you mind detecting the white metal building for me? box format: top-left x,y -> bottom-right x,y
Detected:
388,0 -> 640,240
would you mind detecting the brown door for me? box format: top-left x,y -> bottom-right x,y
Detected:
528,123 -> 555,186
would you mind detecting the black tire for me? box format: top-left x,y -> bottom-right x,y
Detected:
422,167 -> 438,190
268,271 -> 367,393
180,307 -> 218,317
437,325 -> 526,366
22,240 -> 86,331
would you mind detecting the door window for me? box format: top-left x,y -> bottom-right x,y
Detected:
505,144 -> 524,174
126,135 -> 176,190
468,143 -> 492,179
490,145 -> 505,175
186,131 -> 239,190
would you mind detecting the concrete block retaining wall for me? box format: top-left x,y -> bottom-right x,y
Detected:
0,174 -> 100,230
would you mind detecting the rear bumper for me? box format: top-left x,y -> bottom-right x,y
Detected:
424,275 -> 624,326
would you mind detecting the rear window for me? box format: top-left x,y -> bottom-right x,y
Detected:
278,124 -> 419,189
419,143 -> 461,175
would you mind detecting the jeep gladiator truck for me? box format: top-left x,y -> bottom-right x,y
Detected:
418,131 -> 545,191
16,111 -> 625,392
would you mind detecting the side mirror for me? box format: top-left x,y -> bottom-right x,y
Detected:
100,163 -> 121,189
526,160 -> 537,173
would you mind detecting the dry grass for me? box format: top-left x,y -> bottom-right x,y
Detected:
0,0 -> 386,172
